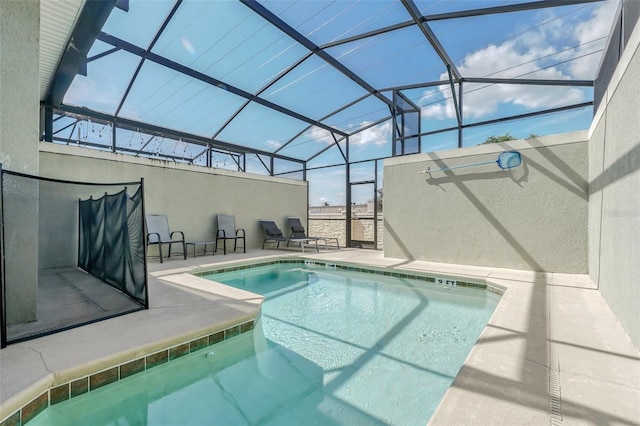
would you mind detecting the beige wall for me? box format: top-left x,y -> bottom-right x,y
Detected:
589,24 -> 640,347
384,133 -> 589,273
0,0 -> 40,324
38,144 -> 308,265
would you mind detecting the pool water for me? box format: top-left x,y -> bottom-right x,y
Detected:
30,264 -> 499,426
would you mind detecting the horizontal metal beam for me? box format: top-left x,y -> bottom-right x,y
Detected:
378,80 -> 449,92
320,20 -> 415,49
424,0 -> 604,21
54,104 -> 305,164
463,77 -> 594,87
52,137 -> 205,164
461,101 -> 593,129
96,33 -> 347,138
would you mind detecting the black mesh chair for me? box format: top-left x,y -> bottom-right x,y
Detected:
216,214 -> 246,254
287,217 -> 339,249
145,214 -> 186,263
260,220 -> 318,252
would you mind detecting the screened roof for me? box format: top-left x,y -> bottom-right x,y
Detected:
43,0 -> 620,169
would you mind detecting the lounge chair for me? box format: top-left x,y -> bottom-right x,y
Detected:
216,214 -> 245,254
145,214 -> 186,263
259,220 -> 319,252
287,217 -> 340,250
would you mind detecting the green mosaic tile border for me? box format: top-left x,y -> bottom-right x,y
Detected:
195,258 -> 505,295
1,319 -> 255,426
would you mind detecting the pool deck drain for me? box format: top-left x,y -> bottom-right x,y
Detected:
1,249 -> 639,425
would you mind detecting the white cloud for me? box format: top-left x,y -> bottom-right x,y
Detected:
301,121 -> 391,149
349,121 -> 391,146
264,139 -> 282,149
568,1 -> 619,79
420,1 -> 618,121
304,126 -> 336,145
420,91 -> 457,120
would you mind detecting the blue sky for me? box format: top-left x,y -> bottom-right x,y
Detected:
57,0 -> 619,206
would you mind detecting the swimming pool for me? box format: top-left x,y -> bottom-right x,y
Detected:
27,261 -> 500,425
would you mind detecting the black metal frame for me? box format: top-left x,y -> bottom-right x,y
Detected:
37,0 -> 612,254
392,91 -> 422,157
41,0 -> 604,167
216,229 -> 246,255
0,169 -> 149,347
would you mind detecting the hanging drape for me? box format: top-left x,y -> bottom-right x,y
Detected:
78,187 -> 146,304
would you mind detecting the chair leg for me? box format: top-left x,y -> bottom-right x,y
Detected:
233,239 -> 237,252
158,243 -> 164,264
182,241 -> 186,260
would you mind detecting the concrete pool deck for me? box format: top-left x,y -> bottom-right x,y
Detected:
1,248 -> 639,425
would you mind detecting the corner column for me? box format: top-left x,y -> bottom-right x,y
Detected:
0,0 -> 41,325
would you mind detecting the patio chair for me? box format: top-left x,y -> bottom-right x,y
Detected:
216,214 -> 245,255
259,220 -> 319,252
145,214 -> 186,263
287,217 -> 340,250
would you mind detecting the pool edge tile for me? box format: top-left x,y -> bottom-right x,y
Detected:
225,325 -> 240,339
70,377 -> 89,398
0,410 -> 20,426
145,350 -> 169,369
190,337 -> 209,353
120,358 -> 145,379
208,331 -> 225,345
240,320 -> 254,333
49,383 -> 69,406
89,367 -> 118,391
169,343 -> 190,360
21,392 -> 48,425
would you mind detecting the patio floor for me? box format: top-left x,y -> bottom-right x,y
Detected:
6,268 -> 142,343
1,248 -> 638,425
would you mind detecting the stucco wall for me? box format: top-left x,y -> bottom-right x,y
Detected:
38,144 -> 308,267
589,23 -> 640,348
384,133 -> 588,273
0,0 -> 40,324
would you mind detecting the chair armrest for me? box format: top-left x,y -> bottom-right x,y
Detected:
147,232 -> 161,244
217,230 -> 226,238
170,230 -> 185,241
236,228 -> 245,237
